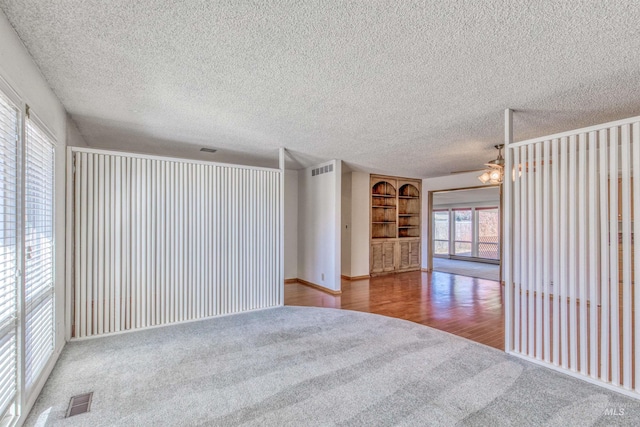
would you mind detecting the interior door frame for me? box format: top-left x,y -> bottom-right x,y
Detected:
427,184 -> 503,283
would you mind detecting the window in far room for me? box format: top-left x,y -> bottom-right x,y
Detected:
433,206 -> 499,261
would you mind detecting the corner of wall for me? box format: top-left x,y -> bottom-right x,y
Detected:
296,160 -> 342,291
284,169 -> 299,280
66,115 -> 88,147
350,171 -> 370,277
341,170 -> 352,277
0,8 -> 70,423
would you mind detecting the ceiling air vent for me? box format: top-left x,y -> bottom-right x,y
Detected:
66,392 -> 93,417
311,164 -> 333,177
200,148 -> 217,153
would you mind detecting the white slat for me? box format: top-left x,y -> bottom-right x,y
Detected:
609,127 -> 620,386
534,142 -> 543,360
568,135 -> 578,371
527,144 -> 535,356
621,124 -> 632,389
559,137 -> 569,369
551,138 -> 560,366
513,146 -> 521,353
578,133 -> 587,375
520,145 -> 528,353
587,131 -> 598,379
599,128 -> 610,383
634,122 -> 640,392
542,139 -> 551,363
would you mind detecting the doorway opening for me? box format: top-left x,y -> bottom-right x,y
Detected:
428,186 -> 502,282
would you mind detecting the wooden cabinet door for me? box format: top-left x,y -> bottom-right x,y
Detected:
371,242 -> 384,273
399,241 -> 411,270
409,241 -> 421,269
382,241 -> 396,272
371,241 -> 396,273
399,240 -> 421,270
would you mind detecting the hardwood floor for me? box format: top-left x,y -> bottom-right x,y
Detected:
285,270 -> 505,350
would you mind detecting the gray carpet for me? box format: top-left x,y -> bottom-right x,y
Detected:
26,307 -> 640,426
433,258 -> 500,282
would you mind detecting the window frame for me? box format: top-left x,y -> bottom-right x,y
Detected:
0,74 -> 58,427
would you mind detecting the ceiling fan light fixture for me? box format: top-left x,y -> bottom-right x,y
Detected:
478,144 -> 505,184
478,171 -> 491,184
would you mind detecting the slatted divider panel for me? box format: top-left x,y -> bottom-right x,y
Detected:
72,150 -> 281,338
504,115 -> 640,397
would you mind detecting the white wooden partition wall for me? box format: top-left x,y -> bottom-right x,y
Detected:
71,148 -> 282,338
504,114 -> 640,396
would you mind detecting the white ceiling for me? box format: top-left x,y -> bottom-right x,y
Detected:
2,1 -> 640,177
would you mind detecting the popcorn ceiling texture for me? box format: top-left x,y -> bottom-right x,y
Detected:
1,1 -> 640,177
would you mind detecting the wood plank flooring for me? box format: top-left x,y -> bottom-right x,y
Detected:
285,270 -> 505,350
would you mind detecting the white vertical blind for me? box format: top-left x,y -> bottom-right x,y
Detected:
505,115 -> 640,397
24,118 -> 55,389
0,90 -> 19,423
72,149 -> 282,338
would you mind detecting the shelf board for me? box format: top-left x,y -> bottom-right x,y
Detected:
398,196 -> 420,199
372,194 -> 396,198
373,206 -> 397,209
398,226 -> 419,229
372,221 -> 396,224
398,214 -> 418,216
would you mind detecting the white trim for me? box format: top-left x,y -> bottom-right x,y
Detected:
279,148 -> 285,306
64,148 -> 73,342
26,110 -> 57,146
69,306 -> 280,342
16,345 -> 61,427
507,351 -> 640,400
509,115 -> 640,148
0,74 -> 22,109
68,146 -> 280,172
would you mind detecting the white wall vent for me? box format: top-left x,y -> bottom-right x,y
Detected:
312,164 -> 333,177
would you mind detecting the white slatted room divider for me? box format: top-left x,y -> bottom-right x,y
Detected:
504,114 -> 640,397
71,148 -> 282,338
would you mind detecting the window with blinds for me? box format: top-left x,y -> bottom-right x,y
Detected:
0,90 -> 19,422
24,119 -> 55,389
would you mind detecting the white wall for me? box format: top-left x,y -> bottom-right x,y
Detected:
284,170 -> 299,280
67,115 -> 88,147
297,160 -> 341,291
341,171 -> 352,277
0,9 -> 69,419
350,171 -> 370,277
421,171 -> 490,268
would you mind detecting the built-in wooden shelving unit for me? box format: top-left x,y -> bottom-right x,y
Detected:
370,175 -> 421,275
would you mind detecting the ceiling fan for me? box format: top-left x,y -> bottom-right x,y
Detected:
449,145 -> 505,184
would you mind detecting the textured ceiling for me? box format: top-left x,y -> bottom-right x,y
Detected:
2,1 -> 640,177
